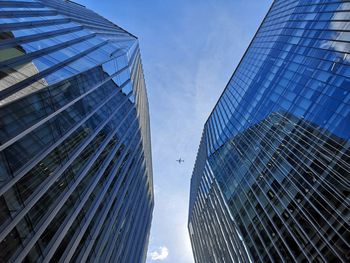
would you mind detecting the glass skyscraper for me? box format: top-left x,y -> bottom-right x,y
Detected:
189,1 -> 350,262
0,0 -> 153,262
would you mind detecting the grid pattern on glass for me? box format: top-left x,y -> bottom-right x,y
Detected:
0,0 -> 153,262
189,0 -> 350,262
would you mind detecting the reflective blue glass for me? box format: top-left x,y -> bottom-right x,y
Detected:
0,1 -> 153,262
189,1 -> 350,262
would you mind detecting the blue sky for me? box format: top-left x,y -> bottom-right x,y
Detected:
81,0 -> 272,262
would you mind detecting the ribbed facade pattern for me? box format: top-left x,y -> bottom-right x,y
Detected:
189,1 -> 350,262
0,0 -> 153,262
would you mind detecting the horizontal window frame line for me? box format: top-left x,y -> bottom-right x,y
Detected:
0,62 -> 129,153
0,78 -> 131,197
62,16 -> 138,40
0,18 -> 70,31
258,23 -> 350,37
264,5 -> 350,29
264,1 -> 350,25
50,10 -> 122,31
0,32 -> 96,70
85,26 -> 133,37
40,0 -> 138,40
267,0 -> 350,17
79,20 -> 130,32
91,32 -> 134,42
0,89 -> 135,242
15,117 -> 141,263
73,19 -> 126,33
0,39 -> 108,102
0,1 -> 43,8
252,33 -> 350,61
62,140 -> 145,263
0,25 -> 83,50
0,10 -> 58,18
43,8 -> 112,26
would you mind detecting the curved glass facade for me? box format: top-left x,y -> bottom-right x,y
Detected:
0,0 -> 153,262
189,1 -> 350,262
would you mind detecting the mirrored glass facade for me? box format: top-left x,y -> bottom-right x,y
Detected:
189,1 -> 350,262
0,0 -> 154,262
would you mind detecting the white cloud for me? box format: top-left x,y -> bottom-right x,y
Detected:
154,184 -> 160,195
149,246 -> 169,261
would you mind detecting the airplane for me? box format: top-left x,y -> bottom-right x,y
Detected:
176,158 -> 184,164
